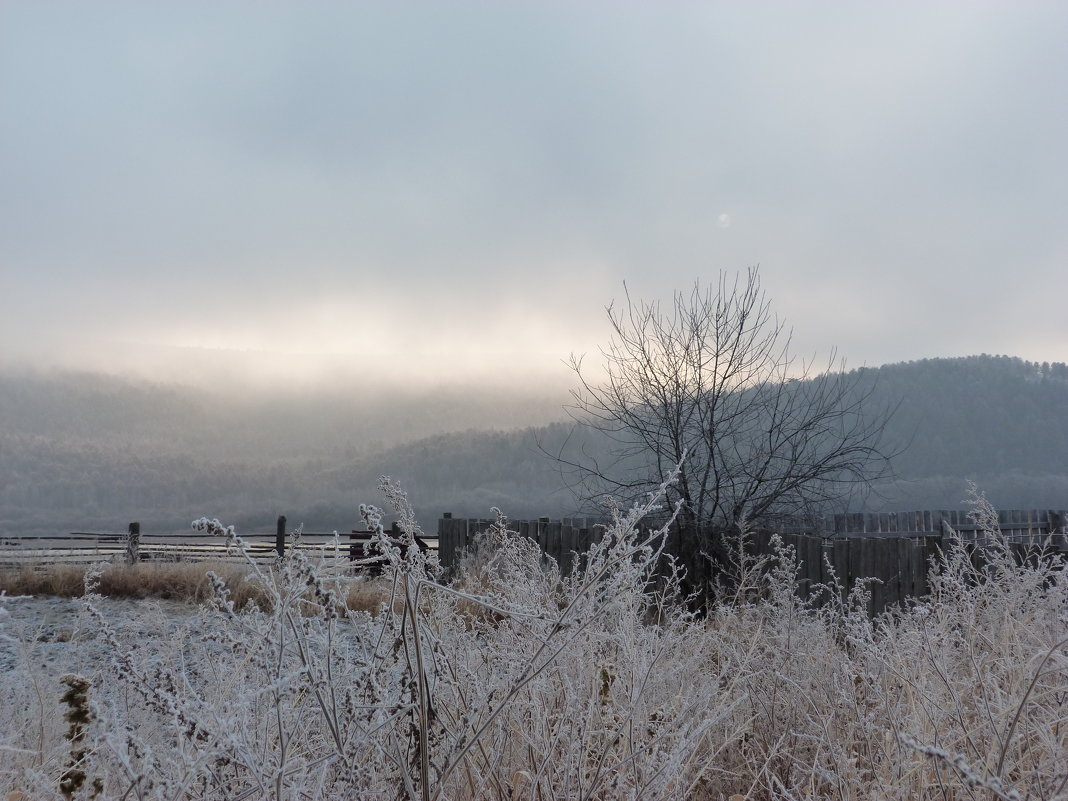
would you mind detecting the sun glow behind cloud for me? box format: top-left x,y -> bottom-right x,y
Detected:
9,275 -> 613,391
2,2 -> 1066,391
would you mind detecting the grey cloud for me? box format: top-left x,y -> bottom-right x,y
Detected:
1,2 -> 1066,381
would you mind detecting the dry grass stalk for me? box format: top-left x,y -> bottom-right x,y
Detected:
0,562 -> 394,614
0,481 -> 1064,800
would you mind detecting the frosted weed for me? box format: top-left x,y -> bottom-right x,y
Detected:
0,478 -> 1064,800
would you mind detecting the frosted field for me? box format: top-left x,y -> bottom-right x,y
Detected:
1,491 -> 1066,801
0,596 -> 226,684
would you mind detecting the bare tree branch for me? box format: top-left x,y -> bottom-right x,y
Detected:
557,268 -> 894,542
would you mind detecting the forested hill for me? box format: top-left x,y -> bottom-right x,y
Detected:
850,356 -> 1068,508
2,355 -> 1067,535
857,355 -> 1068,477
324,355 -> 1068,519
0,369 -> 567,533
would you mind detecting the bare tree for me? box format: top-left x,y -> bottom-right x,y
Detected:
559,268 -> 893,544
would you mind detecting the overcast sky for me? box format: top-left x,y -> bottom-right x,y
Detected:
2,3 -> 1066,391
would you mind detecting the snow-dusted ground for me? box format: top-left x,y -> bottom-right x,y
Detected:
2,511 -> 1065,801
0,595 -> 203,680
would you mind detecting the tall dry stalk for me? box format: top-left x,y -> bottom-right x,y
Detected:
0,480 -> 1064,800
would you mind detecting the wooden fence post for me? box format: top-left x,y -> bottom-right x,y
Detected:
438,513 -> 452,569
561,523 -> 578,576
126,522 -> 140,565
276,515 -> 286,557
1049,510 -> 1067,552
439,514 -> 462,570
833,538 -> 850,602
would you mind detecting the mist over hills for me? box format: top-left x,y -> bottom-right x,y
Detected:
0,368 -> 566,460
2,354 -> 1067,535
0,369 -> 567,534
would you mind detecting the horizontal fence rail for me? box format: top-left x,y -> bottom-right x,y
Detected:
0,517 -> 436,568
437,509 -> 1068,616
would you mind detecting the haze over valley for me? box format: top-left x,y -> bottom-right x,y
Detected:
3,354 -> 1067,536
3,4 -> 1066,535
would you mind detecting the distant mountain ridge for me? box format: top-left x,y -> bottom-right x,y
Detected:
856,355 -> 1068,475
339,354 -> 1068,519
2,355 -> 1066,535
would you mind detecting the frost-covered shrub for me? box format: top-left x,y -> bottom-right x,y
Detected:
0,480 -> 1065,800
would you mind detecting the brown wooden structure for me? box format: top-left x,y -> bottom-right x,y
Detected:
436,509 -> 1068,616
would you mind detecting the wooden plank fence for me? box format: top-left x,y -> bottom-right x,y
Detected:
437,509 -> 1068,616
7,508 -> 1065,616
771,508 -> 1068,541
437,513 -> 604,577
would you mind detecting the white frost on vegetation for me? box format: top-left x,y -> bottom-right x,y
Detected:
1,476 -> 1066,800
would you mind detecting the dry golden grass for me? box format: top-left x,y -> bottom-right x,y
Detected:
0,564 -> 88,598
342,577 -> 397,614
0,561 -> 393,613
0,561 -> 249,602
